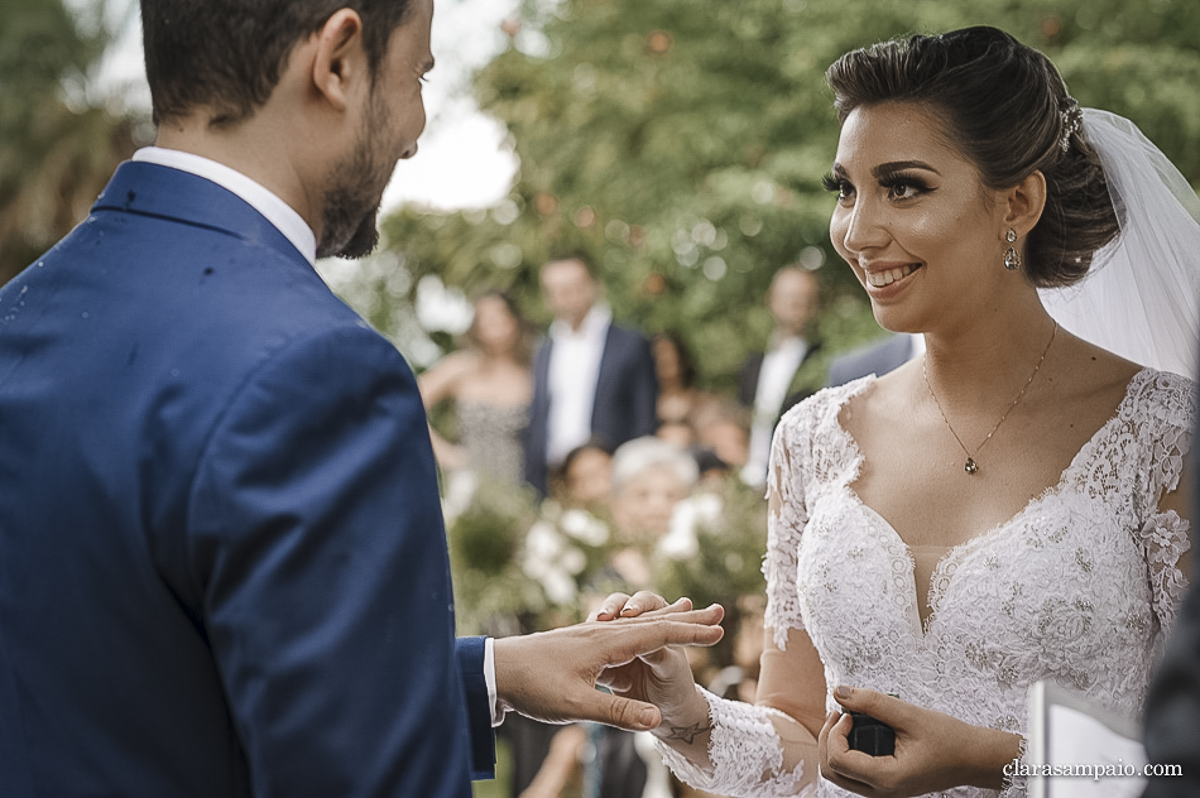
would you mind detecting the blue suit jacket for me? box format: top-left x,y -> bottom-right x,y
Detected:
0,162 -> 492,796
826,333 -> 917,387
524,323 -> 658,494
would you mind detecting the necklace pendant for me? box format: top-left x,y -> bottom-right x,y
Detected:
964,457 -> 979,475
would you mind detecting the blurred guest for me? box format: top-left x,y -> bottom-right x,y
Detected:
656,420 -> 696,449
418,290 -> 534,489
581,437 -> 702,798
515,723 -> 587,798
509,440 -> 616,798
653,332 -> 717,427
555,438 -> 614,511
826,331 -> 923,386
692,402 -> 751,478
525,256 -> 658,495
608,437 -> 700,590
518,721 -> 652,798
611,437 -> 699,541
737,265 -> 822,487
519,436 -> 693,798
692,447 -> 733,491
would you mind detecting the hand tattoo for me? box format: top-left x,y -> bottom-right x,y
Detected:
665,720 -> 714,745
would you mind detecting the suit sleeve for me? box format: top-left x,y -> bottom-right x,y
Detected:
1143,577 -> 1200,795
737,355 -> 761,407
630,333 -> 660,439
187,325 -> 484,796
455,636 -> 496,779
524,340 -> 552,496
825,357 -> 851,389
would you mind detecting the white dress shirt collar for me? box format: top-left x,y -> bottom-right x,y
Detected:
550,304 -> 612,342
545,304 -> 612,466
132,147 -> 317,265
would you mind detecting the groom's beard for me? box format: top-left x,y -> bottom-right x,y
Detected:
317,99 -> 395,260
319,202 -> 380,261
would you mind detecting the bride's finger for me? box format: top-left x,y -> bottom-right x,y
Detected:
588,592 -> 632,622
619,591 -> 679,617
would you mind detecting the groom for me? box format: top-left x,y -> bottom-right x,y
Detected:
0,1 -> 722,796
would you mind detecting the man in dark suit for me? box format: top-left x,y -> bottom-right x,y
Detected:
826,332 -> 923,387
737,265 -> 824,487
0,2 -> 722,795
525,257 -> 659,495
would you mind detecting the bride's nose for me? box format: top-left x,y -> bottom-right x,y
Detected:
838,197 -> 889,256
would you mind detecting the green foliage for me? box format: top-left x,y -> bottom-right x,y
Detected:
447,479 -> 628,635
0,0 -> 141,284
654,477 -> 769,612
366,0 -> 1200,391
446,477 -> 544,635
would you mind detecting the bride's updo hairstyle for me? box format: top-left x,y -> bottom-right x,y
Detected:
826,26 -> 1119,288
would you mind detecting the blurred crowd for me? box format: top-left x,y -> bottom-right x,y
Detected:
419,255 -> 909,798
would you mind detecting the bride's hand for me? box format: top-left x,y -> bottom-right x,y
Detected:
587,590 -> 680,622
588,591 -> 718,742
818,686 -> 1021,797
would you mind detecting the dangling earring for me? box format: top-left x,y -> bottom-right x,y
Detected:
1003,228 -> 1021,271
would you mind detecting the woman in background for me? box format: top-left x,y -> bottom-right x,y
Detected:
419,289 -> 534,487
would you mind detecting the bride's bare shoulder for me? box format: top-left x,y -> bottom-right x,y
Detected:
842,359 -> 919,411
829,362 -> 922,443
1055,333 -> 1145,402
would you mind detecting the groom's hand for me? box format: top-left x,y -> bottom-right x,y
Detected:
493,603 -> 724,732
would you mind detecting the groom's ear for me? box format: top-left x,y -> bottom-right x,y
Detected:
1004,170 -> 1048,237
309,9 -> 369,115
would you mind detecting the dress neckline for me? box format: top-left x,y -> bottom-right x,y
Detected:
456,398 -> 531,411
829,367 -> 1152,636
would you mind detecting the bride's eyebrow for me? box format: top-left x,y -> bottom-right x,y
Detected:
874,161 -> 940,180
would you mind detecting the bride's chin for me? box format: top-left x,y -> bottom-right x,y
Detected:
868,304 -> 923,335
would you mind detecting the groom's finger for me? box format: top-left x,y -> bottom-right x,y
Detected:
568,687 -> 663,732
591,609 -> 725,668
603,603 -> 724,630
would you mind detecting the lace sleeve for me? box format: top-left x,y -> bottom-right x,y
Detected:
653,399 -> 828,797
654,688 -> 814,798
763,410 -> 809,650
1141,510 -> 1190,637
1135,371 -> 1194,638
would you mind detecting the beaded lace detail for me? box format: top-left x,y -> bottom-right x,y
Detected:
654,687 -> 813,797
674,368 -> 1192,797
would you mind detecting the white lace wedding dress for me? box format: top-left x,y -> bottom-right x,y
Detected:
658,368 -> 1193,798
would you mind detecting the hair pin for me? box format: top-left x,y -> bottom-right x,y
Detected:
1060,100 -> 1082,153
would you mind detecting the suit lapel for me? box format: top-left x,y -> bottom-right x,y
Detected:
532,339 -> 553,413
595,325 -> 619,386
787,340 -> 823,396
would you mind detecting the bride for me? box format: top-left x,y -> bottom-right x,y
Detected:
592,26 -> 1196,797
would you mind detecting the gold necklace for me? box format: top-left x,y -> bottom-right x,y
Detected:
922,321 -> 1057,476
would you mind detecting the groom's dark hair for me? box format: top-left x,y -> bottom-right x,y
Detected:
140,0 -> 414,128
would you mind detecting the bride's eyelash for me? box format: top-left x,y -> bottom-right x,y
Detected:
881,175 -> 931,191
821,171 -> 931,199
821,173 -> 846,193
